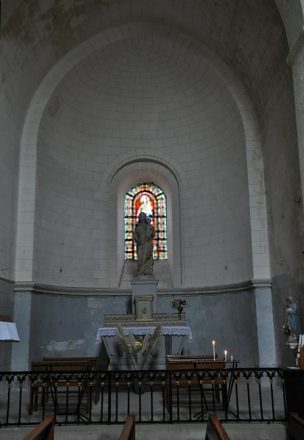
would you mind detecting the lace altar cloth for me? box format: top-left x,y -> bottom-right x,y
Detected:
96,326 -> 192,343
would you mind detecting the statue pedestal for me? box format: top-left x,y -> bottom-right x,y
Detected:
131,277 -> 158,313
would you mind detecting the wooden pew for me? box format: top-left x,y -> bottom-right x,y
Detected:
166,354 -> 224,370
28,359 -> 93,415
43,358 -> 100,407
205,413 -> 230,440
166,355 -> 228,412
43,357 -> 97,370
119,415 -> 135,440
288,412 -> 304,440
23,416 -> 54,440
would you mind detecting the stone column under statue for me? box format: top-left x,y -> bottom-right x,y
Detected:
98,211 -> 190,369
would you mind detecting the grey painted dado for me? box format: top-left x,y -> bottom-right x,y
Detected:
0,277 -> 14,370
254,287 -> 277,367
12,291 -> 32,371
158,289 -> 260,367
10,281 -> 274,369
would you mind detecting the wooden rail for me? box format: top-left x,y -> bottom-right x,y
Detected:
288,412 -> 304,440
205,413 -> 230,440
119,415 -> 135,440
24,416 -> 54,440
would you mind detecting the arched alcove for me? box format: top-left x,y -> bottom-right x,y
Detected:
24,23 -> 261,289
106,159 -> 181,288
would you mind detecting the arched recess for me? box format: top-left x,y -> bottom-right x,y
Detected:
15,21 -> 270,284
104,158 -> 182,288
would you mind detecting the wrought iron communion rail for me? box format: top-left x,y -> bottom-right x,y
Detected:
0,368 -> 287,427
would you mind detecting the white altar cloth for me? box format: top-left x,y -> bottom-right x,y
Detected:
96,326 -> 192,343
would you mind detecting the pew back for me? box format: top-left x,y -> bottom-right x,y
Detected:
32,360 -> 92,373
24,416 -> 54,440
119,415 -> 135,440
166,355 -> 225,370
205,413 -> 230,440
288,412 -> 304,440
43,357 -> 97,370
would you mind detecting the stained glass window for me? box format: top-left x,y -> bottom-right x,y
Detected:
124,182 -> 167,260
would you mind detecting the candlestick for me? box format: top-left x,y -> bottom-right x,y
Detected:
224,350 -> 227,362
212,340 -> 216,361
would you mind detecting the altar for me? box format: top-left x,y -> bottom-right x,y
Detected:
97,252 -> 190,369
96,316 -> 192,370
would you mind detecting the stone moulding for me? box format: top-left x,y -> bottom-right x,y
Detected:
13,278 -> 272,297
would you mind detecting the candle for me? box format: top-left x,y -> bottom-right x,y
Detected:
230,354 -> 234,362
224,350 -> 227,362
212,340 -> 216,361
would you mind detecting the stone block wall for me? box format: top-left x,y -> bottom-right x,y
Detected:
34,27 -> 252,288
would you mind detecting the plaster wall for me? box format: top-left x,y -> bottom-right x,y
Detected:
262,62 -> 304,366
34,28 -> 252,288
0,278 -> 15,370
25,288 -> 259,368
0,89 -> 18,282
0,36 -> 36,283
0,18 -> 63,283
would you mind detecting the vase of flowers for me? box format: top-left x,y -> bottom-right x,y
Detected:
172,297 -> 187,320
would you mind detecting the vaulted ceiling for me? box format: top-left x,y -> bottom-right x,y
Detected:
1,0 -> 297,121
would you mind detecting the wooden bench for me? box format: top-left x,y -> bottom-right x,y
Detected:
43,357 -> 97,370
166,355 -> 228,413
166,354 -> 225,370
119,415 -> 135,440
28,359 -> 94,415
205,412 -> 230,440
288,412 -> 304,440
23,416 -> 54,440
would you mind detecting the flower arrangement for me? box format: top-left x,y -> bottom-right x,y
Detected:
172,297 -> 187,319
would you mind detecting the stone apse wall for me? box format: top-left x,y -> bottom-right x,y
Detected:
0,0 -> 303,369
13,24 -> 275,370
34,26 -> 252,289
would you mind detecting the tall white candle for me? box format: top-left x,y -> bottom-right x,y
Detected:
224,350 -> 227,362
212,340 -> 216,361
